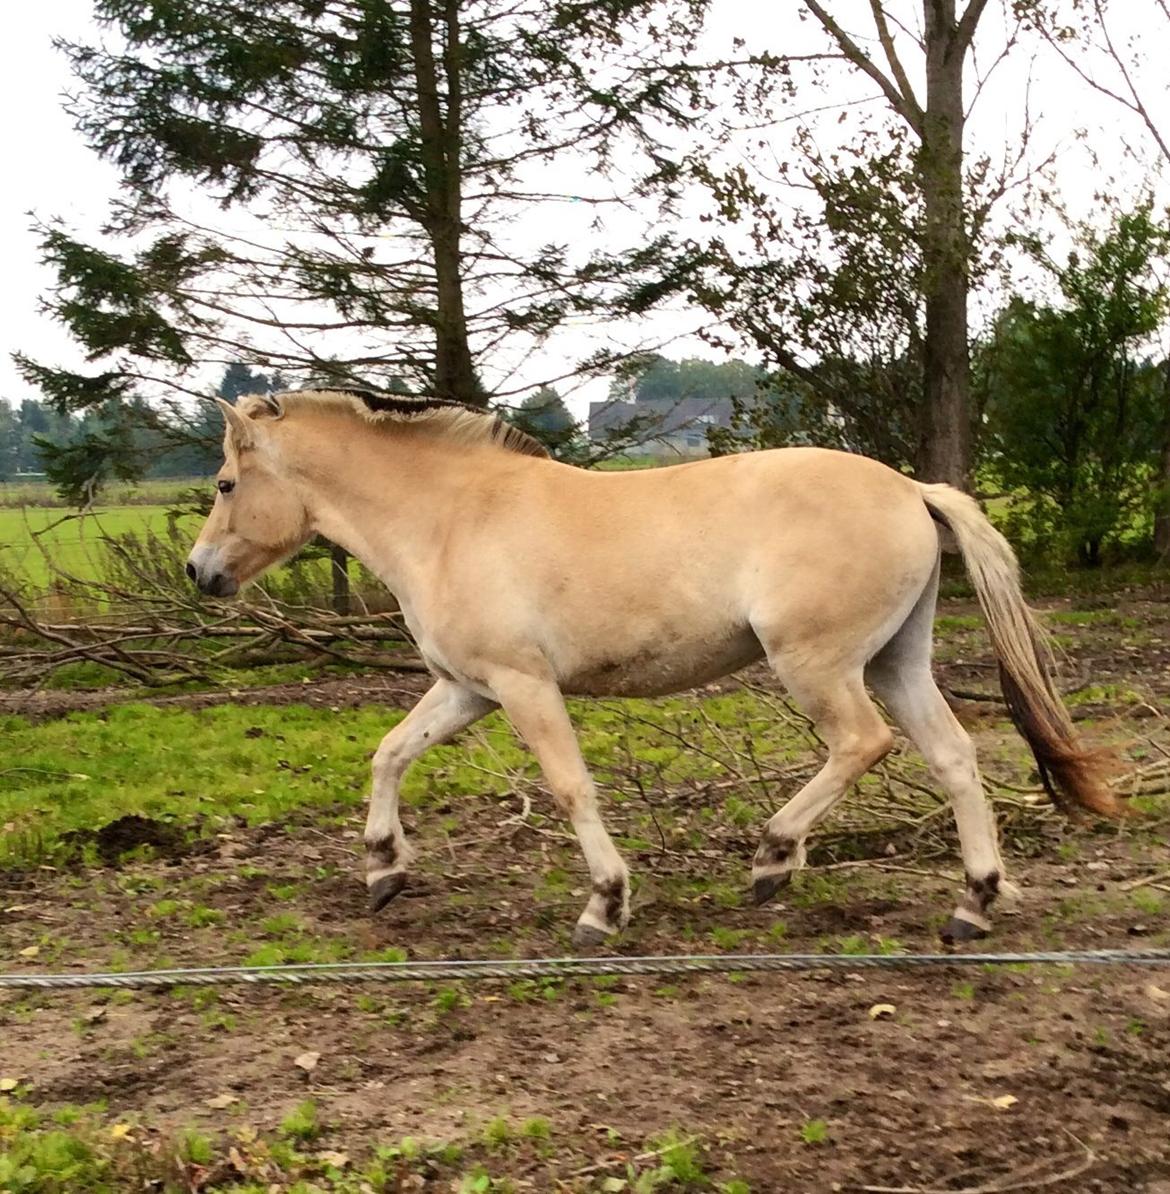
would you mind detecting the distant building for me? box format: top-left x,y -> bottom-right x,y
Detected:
587,395 -> 735,459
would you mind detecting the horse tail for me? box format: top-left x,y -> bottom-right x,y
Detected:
917,482 -> 1122,820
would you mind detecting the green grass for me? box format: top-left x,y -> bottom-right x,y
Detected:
0,504 -> 200,590
799,1119 -> 829,1145
0,477 -> 205,509
0,690 -> 812,866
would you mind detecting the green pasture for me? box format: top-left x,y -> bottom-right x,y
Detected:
0,690 -> 818,867
0,505 -> 200,591
0,477 -> 205,509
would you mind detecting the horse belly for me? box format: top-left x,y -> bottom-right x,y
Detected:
559,625 -> 764,698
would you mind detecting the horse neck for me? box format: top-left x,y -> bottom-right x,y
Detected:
287,418 -> 489,596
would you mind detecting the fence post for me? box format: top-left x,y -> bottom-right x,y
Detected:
329,542 -> 350,615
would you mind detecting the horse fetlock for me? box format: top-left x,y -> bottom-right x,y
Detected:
751,831 -> 806,906
364,830 -> 413,871
572,875 -> 629,947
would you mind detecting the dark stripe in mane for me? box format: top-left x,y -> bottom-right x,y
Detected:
291,388 -> 550,459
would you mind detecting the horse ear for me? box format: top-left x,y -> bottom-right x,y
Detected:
216,399 -> 254,450
235,392 -> 285,421
252,393 -> 285,420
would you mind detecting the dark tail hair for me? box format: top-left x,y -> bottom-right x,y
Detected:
919,483 -> 1122,820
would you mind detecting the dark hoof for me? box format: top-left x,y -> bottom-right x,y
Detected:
572,923 -> 614,950
940,916 -> 988,945
752,873 -> 788,906
368,872 -> 407,913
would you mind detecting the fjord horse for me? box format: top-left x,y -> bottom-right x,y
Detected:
187,391 -> 1118,946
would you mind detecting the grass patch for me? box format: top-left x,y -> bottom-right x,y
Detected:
0,688 -> 814,867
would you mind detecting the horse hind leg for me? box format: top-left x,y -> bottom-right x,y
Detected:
752,660 -> 894,905
867,626 -> 1017,942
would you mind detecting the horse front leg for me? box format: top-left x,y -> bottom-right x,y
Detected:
487,668 -> 630,947
365,679 -> 495,911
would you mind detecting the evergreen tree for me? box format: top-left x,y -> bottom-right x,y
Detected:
509,386 -> 582,459
17,0 -> 706,500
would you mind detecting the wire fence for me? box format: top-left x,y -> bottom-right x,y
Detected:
3,947 -> 1169,992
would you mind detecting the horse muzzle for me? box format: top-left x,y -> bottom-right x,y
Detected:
185,549 -> 240,598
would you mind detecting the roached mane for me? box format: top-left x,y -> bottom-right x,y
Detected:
238,388 -> 550,459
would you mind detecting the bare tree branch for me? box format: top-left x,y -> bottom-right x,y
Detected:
869,0 -> 925,125
803,1 -> 926,137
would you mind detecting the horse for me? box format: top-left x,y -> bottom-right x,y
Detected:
186,389 -> 1120,947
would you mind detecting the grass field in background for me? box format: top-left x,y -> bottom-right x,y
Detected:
0,477 -> 206,508
0,505 -> 201,590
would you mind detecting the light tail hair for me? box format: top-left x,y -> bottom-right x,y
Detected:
918,483 -> 1122,820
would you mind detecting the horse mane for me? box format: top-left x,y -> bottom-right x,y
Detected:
238,389 -> 550,459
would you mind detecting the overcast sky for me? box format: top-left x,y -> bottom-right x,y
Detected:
2,1 -> 1167,419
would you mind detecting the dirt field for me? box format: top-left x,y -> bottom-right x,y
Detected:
2,590 -> 1169,1192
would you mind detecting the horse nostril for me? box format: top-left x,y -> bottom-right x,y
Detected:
185,561 -> 197,583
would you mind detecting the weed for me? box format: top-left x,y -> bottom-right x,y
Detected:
481,1116 -> 513,1148
1131,888 -> 1165,916
279,1100 -> 321,1143
710,926 -> 751,950
178,1129 -> 214,1165
800,1119 -> 829,1145
434,987 -> 470,1015
521,1117 -> 551,1140
186,905 -> 225,928
636,1129 -> 707,1188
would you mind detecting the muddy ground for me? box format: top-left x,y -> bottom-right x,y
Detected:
2,590 -> 1169,1192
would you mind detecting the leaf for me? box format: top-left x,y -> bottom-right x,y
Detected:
205,1093 -> 238,1109
868,1003 -> 896,1020
18,946 -> 39,959
294,1050 -> 321,1074
0,1078 -> 20,1092
990,1094 -> 1018,1110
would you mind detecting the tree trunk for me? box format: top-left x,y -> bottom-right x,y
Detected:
410,0 -> 483,406
916,0 -> 972,489
330,542 -> 350,615
1155,357 -> 1170,560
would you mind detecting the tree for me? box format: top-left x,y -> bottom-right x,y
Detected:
509,386 -> 583,459
217,363 -> 273,404
687,2 -> 1023,487
979,207 -> 1170,564
696,132 -> 927,468
808,1 -> 996,486
17,0 -> 704,500
1024,0 -> 1170,556
607,355 -> 761,405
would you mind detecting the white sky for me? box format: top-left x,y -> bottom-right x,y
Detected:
1,1 -> 1167,420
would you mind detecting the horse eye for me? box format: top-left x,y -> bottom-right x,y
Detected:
217,479 -> 235,495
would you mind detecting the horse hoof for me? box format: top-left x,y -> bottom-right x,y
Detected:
368,872 -> 407,913
752,873 -> 787,906
940,916 -> 988,944
572,923 -> 613,950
